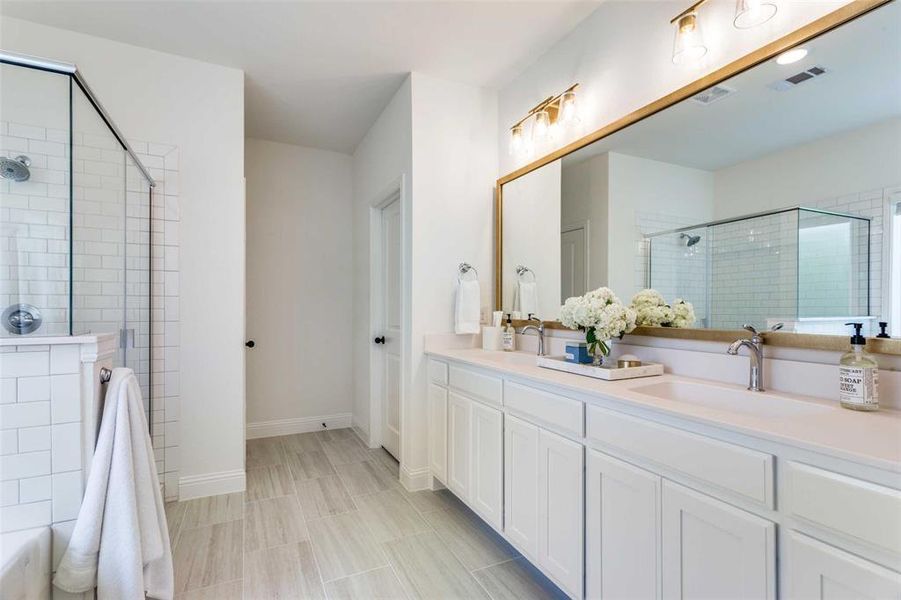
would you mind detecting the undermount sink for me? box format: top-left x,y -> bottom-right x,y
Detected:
632,380 -> 831,418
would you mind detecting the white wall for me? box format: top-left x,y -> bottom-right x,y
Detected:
350,73 -> 496,488
408,73 -> 497,484
498,0 -> 845,176
503,160 -> 561,320
714,117 -> 901,217
607,152 -> 714,296
245,139 -> 353,431
562,153 -> 609,291
351,77 -> 412,444
2,17 -> 246,495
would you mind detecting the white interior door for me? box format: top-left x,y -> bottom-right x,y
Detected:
378,197 -> 402,459
561,226 -> 587,301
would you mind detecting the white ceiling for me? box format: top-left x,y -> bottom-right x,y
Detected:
564,1 -> 900,171
1,0 -> 601,153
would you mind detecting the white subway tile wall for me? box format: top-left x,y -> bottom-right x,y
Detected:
638,211 -> 709,324
643,187 -> 895,333
1,124 -> 181,505
0,344 -> 79,533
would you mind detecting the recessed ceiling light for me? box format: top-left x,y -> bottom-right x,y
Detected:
776,48 -> 808,65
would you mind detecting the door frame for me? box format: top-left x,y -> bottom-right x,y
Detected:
561,219 -> 590,295
368,176 -> 409,464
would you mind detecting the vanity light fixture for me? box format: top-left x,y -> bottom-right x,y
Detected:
776,47 -> 808,65
733,0 -> 778,29
508,83 -> 580,156
671,1 -> 708,65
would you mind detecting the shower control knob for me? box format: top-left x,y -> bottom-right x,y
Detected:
245,340 -> 255,348
374,336 -> 386,344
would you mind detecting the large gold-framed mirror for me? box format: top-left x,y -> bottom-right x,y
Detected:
496,0 -> 901,355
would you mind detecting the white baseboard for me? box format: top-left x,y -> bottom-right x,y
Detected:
351,424 -> 371,448
246,413 -> 353,440
179,469 -> 245,500
400,464 -> 431,492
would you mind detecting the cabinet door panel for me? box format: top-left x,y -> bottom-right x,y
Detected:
787,531 -> 901,599
447,392 -> 470,500
504,414 -> 541,558
539,429 -> 584,598
428,383 -> 447,483
587,449 -> 660,600
662,481 -> 775,600
470,401 -> 503,529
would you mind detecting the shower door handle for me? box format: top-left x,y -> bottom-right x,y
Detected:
119,328 -> 135,349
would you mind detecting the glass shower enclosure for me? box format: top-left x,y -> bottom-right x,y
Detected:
646,207 -> 871,334
0,51 -> 154,410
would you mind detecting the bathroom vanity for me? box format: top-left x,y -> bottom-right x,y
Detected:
426,348 -> 901,599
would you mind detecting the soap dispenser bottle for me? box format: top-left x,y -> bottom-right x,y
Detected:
839,322 -> 879,411
502,314 -> 515,352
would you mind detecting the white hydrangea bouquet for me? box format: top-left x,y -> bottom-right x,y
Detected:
630,289 -> 696,328
560,287 -> 637,365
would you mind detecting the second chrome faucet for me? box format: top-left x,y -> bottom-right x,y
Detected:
727,323 -> 783,392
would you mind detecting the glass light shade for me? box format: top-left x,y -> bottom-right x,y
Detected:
531,109 -> 550,141
559,90 -> 579,126
733,0 -> 777,29
672,12 -> 707,65
509,124 -> 524,155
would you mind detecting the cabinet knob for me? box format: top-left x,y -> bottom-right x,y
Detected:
245,340 -> 255,348
374,336 -> 386,345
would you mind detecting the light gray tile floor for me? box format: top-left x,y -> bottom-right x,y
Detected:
168,428 -> 566,599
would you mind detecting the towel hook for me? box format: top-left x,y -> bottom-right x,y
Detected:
99,367 -> 112,384
458,262 -> 479,281
515,265 -> 536,282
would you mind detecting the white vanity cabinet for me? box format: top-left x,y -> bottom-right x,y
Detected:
504,414 -> 541,558
786,531 -> 901,599
427,354 -> 901,600
537,428 -> 584,598
586,448 -> 660,600
661,480 -> 776,599
446,391 -> 471,499
470,400 -> 503,528
428,383 -> 447,484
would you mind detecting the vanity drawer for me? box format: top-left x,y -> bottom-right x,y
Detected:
428,359 -> 448,386
504,381 -> 583,439
587,405 -> 773,508
784,462 -> 901,558
449,365 -> 502,407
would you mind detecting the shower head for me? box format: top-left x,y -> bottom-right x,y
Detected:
0,155 -> 31,182
680,232 -> 701,247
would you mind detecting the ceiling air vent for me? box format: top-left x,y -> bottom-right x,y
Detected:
690,85 -> 737,106
768,65 -> 829,91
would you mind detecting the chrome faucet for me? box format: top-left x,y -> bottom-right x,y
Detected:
727,323 -> 783,391
521,314 -> 547,356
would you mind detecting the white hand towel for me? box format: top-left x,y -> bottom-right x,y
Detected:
517,281 -> 539,318
54,368 -> 174,600
455,279 -> 481,334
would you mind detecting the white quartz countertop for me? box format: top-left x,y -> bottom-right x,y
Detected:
427,347 -> 901,473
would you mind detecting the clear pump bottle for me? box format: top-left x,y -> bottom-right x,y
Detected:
839,322 -> 879,411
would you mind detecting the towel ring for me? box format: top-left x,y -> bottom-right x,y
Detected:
515,265 -> 536,282
458,262 -> 479,282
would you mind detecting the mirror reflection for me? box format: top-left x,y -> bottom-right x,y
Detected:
501,3 -> 900,336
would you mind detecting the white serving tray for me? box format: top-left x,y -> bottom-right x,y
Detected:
537,355 -> 664,381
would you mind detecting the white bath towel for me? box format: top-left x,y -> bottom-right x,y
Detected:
54,368 -> 173,600
455,278 -> 481,334
516,281 -> 539,318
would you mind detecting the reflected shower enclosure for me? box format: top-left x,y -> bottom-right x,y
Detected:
647,207 -> 871,334
0,52 -> 154,399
